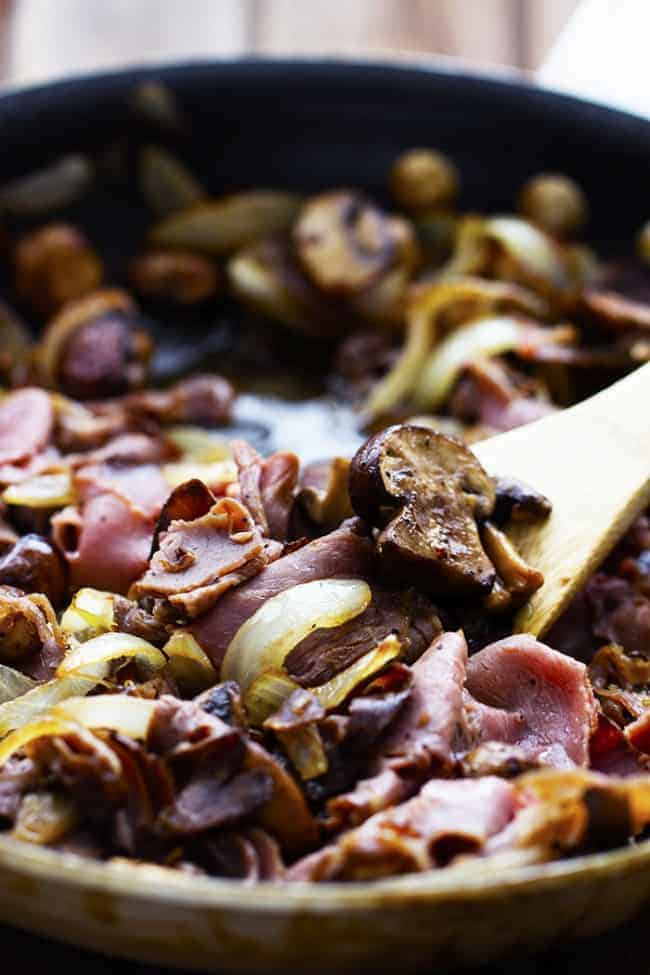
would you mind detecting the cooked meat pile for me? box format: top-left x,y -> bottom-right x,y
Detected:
0,86 -> 648,883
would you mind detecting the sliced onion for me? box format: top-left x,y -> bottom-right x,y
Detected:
0,717 -> 83,767
163,631 -> 217,694
150,192 -> 301,255
227,242 -> 316,333
0,665 -> 35,705
57,632 -> 167,679
164,425 -> 232,462
0,675 -> 101,736
244,668 -> 301,727
413,316 -> 523,409
484,216 -> 569,291
60,588 -> 115,640
140,146 -> 205,216
0,155 -> 93,216
310,635 -> 402,710
3,471 -> 74,509
221,579 -> 372,694
361,303 -> 433,421
162,459 -> 237,491
52,694 -> 157,739
276,724 -> 328,781
361,275 -> 546,421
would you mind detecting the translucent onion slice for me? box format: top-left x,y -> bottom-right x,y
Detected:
3,471 -> 74,509
140,145 -> 205,216
52,694 -> 157,739
221,579 -> 372,694
484,216 -> 569,290
0,675 -> 100,736
310,635 -> 402,710
162,459 -> 237,491
277,724 -> 328,781
60,588 -> 115,640
57,632 -> 167,679
163,631 -> 217,694
244,669 -> 301,727
361,303 -> 433,422
149,192 -> 301,255
0,155 -> 93,216
361,275 -> 546,421
164,425 -> 232,462
0,665 -> 35,705
413,316 -> 523,409
0,718 -> 82,768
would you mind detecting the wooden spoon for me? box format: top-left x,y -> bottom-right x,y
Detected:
473,361 -> 650,637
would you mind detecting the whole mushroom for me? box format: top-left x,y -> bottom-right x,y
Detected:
349,424 -> 496,597
36,288 -> 152,399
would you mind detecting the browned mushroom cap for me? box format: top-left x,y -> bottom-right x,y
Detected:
0,534 -> 68,607
349,424 -> 496,597
129,249 -> 220,306
389,148 -> 459,212
36,288 -> 152,399
293,191 -> 414,295
518,173 -> 587,239
150,478 -> 215,556
14,223 -> 103,318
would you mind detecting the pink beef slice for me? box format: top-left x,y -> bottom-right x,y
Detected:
189,518 -> 375,670
378,630 -> 468,775
0,388 -> 54,467
288,776 -> 514,881
325,631 -> 468,830
53,460 -> 170,595
464,635 -> 598,768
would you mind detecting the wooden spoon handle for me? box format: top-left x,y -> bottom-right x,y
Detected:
474,362 -> 650,637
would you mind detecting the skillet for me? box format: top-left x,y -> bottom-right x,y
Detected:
0,57 -> 649,971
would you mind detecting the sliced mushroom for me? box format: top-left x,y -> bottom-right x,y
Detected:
480,521 -> 544,613
150,478 -> 215,556
15,223 -> 103,319
293,191 -> 415,295
493,476 -> 552,525
349,424 -> 496,597
0,585 -> 59,665
297,457 -> 353,530
36,289 -> 152,399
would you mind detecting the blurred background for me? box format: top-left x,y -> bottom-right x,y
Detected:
0,0 -> 647,117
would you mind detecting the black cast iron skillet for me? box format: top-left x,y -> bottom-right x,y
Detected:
0,58 -> 649,973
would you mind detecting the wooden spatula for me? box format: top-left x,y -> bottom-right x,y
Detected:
473,362 -> 650,637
